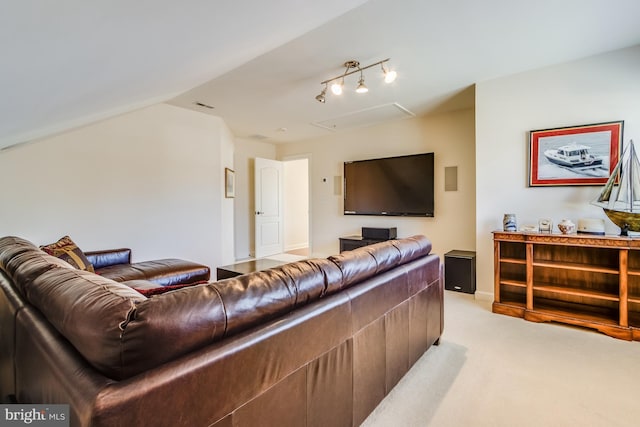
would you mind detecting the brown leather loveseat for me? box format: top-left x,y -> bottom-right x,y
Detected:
0,234 -> 443,427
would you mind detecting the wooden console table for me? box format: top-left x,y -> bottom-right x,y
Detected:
493,231 -> 640,340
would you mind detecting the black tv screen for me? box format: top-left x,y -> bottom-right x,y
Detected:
344,152 -> 434,217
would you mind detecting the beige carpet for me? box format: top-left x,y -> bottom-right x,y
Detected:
362,291 -> 640,427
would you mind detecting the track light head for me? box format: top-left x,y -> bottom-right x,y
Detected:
316,84 -> 327,103
356,72 -> 368,93
381,63 -> 397,83
331,81 -> 343,95
384,69 -> 397,83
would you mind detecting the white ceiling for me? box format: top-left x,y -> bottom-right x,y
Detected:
3,0 -> 640,149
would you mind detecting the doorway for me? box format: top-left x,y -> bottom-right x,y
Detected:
253,156 -> 310,259
282,157 -> 309,256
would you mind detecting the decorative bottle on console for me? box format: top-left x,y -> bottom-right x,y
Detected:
503,214 -> 517,232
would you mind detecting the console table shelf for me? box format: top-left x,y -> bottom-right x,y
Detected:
501,257 -> 526,265
493,231 -> 640,341
499,279 -> 526,288
533,260 -> 619,274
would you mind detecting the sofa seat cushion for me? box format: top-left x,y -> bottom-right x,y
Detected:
95,258 -> 210,286
122,279 -> 209,297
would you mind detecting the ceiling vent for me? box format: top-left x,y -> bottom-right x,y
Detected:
193,101 -> 215,109
312,102 -> 415,132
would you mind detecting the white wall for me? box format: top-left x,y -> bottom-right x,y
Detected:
476,45 -> 640,300
0,103 -> 235,269
233,139 -> 277,260
283,158 -> 309,251
277,109 -> 476,258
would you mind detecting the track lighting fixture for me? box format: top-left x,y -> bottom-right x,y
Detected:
316,58 -> 396,103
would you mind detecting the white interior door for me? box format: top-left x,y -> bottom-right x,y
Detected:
254,157 -> 284,258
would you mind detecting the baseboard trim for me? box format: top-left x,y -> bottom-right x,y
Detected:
474,291 -> 494,302
285,243 -> 309,251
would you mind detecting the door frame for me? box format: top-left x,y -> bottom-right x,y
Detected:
281,153 -> 312,256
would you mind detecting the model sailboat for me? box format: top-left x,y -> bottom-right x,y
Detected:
593,140 -> 640,235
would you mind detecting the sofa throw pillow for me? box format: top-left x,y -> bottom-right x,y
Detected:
40,235 -> 95,273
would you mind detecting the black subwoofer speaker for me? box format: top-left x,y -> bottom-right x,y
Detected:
445,250 -> 476,294
361,227 -> 397,240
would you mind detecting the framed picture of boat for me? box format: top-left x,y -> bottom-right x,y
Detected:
528,121 -> 623,186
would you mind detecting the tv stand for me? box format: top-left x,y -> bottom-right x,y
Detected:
339,235 -> 390,252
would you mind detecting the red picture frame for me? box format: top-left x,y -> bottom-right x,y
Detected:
528,121 -> 623,186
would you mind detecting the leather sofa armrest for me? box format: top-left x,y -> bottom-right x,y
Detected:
85,248 -> 131,269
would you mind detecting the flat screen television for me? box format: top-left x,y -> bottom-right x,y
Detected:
343,152 -> 434,217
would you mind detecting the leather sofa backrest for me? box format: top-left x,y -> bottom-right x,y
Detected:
5,250 -> 73,296
279,258 -> 343,304
29,267 -> 145,378
0,237 -> 73,295
391,235 -> 432,263
120,283 -> 227,379
215,258 -> 343,335
328,248 -> 378,287
0,237 -> 36,270
0,269 -> 25,402
117,257 -> 344,379
361,241 -> 402,273
328,236 -> 431,287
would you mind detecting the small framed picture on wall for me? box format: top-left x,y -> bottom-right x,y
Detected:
225,168 -> 235,198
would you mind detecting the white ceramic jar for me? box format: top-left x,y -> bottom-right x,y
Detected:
558,219 -> 576,234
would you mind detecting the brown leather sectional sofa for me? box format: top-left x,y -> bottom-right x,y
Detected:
0,234 -> 443,427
